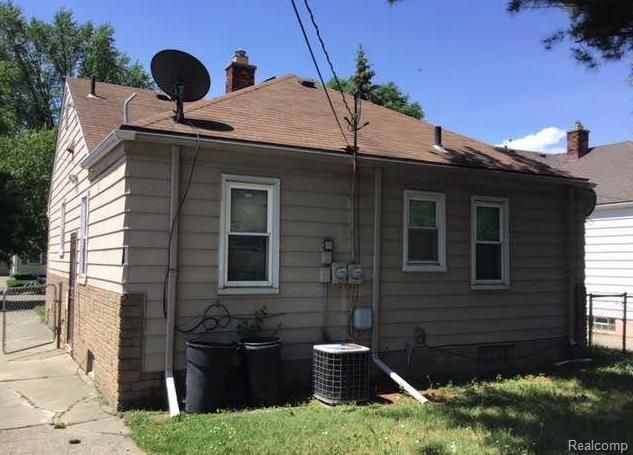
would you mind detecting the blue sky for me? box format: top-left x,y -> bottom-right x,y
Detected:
18,0 -> 632,152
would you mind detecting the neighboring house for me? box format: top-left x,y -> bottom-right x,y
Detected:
46,50 -> 592,409
516,126 -> 633,348
10,253 -> 47,277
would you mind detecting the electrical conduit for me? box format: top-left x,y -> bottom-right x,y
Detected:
371,167 -> 428,405
165,145 -> 181,417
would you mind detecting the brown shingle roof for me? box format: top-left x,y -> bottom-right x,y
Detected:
67,75 -> 579,180
66,77 -> 174,150
516,142 -> 633,204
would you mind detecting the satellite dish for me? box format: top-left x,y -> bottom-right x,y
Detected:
150,49 -> 210,123
581,188 -> 597,217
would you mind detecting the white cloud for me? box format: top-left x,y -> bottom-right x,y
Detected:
498,127 -> 566,154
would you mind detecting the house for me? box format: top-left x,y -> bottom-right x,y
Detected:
10,253 -> 47,277
46,50 -> 593,409
516,126 -> 633,349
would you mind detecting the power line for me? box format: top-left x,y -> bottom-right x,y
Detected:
288,0 -> 350,149
302,0 -> 354,121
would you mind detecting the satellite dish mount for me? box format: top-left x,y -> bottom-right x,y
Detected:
151,49 -> 210,123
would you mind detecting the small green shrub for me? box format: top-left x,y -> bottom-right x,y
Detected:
7,278 -> 36,288
34,304 -> 46,323
12,273 -> 37,281
236,306 -> 282,341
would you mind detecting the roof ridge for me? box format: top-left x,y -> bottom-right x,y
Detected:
503,147 -> 562,157
346,89 -> 434,128
327,86 -> 496,149
135,74 -> 298,128
592,140 -> 633,149
65,76 -> 160,97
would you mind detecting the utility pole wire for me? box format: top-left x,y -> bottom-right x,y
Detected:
288,0 -> 350,149
302,0 -> 355,121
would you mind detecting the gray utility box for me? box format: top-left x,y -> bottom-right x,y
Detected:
313,343 -> 370,405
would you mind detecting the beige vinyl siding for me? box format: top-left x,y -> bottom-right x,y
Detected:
378,167 -> 571,350
124,143 -> 373,372
124,140 -> 582,373
47,84 -> 127,294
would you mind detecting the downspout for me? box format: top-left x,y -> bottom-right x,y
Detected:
566,186 -> 577,347
370,167 -> 428,404
165,145 -> 181,417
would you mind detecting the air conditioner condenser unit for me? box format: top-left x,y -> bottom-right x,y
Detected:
313,343 -> 370,405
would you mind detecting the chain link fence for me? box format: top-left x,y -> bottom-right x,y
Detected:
587,293 -> 630,353
2,284 -> 58,354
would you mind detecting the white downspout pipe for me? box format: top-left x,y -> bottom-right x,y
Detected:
165,145 -> 181,417
370,167 -> 428,404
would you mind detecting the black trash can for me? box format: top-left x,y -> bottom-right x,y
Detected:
241,337 -> 281,406
185,341 -> 236,413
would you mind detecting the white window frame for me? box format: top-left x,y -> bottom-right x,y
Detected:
218,174 -> 280,294
78,193 -> 89,284
58,200 -> 66,258
402,190 -> 447,272
471,196 -> 510,289
593,316 -> 616,332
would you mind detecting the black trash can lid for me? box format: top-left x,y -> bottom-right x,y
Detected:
186,340 -> 237,350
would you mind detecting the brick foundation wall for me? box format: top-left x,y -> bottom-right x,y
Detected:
46,273 -> 162,409
45,272 -> 578,409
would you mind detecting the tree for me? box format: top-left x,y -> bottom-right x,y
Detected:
0,3 -> 152,259
0,170 -> 22,264
328,45 -> 424,120
0,2 -> 153,133
351,45 -> 375,99
507,0 -> 633,69
0,129 -> 56,261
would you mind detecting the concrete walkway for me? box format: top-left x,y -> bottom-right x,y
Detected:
0,344 -> 144,454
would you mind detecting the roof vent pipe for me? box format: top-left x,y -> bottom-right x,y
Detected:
123,93 -> 137,124
88,76 -> 97,98
433,126 -> 445,152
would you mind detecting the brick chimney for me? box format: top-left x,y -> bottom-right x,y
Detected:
225,49 -> 256,93
567,121 -> 590,160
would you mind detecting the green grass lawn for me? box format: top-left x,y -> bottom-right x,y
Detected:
127,350 -> 633,455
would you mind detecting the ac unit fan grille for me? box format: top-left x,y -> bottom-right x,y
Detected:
313,345 -> 369,404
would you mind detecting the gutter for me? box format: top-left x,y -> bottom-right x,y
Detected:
165,145 -> 181,417
81,128 -> 592,189
371,167 -> 428,405
80,130 -> 136,170
593,201 -> 633,210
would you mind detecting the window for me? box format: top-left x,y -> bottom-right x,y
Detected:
79,194 -> 89,281
471,196 -> 509,288
593,317 -> 616,332
59,201 -> 66,258
27,254 -> 42,264
402,191 -> 446,272
218,175 -> 280,293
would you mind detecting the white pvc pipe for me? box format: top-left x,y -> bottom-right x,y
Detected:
165,145 -> 180,417
553,358 -> 592,367
372,355 -> 428,404
123,93 -> 137,124
370,167 -> 428,405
